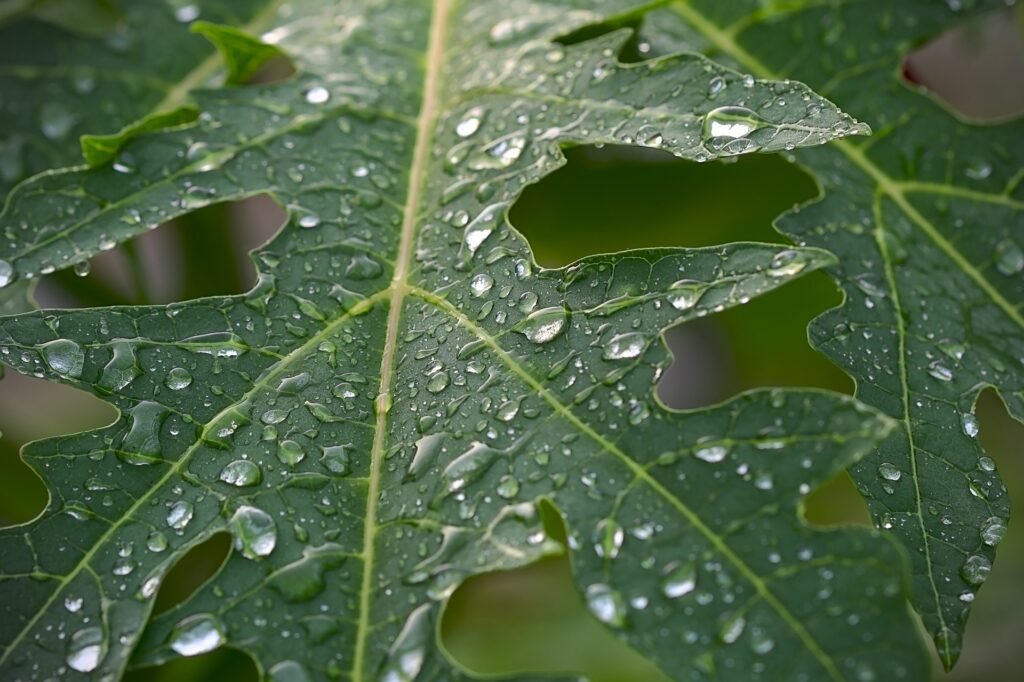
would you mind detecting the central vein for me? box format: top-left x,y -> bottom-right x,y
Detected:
351,0 -> 451,677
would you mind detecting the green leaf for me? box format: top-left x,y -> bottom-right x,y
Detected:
0,2 -> 927,681
636,0 -> 1024,669
0,0 -> 276,196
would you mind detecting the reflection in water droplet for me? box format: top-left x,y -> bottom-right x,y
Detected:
667,280 -> 707,311
219,459 -> 262,487
514,307 -> 568,344
169,613 -> 226,656
960,554 -> 991,586
695,444 -> 729,463
165,367 -> 193,390
229,505 -> 277,559
603,332 -> 647,360
877,462 -> 902,482
586,583 -> 626,628
66,626 -> 105,672
980,517 -> 1007,547
662,561 -> 697,598
379,604 -> 432,682
166,500 -> 194,530
926,361 -> 953,382
0,259 -> 13,288
593,518 -> 624,559
305,86 -> 330,104
995,239 -> 1024,276
41,339 -> 85,378
703,106 -> 762,139
767,250 -> 809,277
98,340 -> 140,392
961,412 -> 979,438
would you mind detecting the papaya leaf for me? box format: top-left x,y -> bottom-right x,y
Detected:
0,2 -> 927,681
638,0 -> 1024,669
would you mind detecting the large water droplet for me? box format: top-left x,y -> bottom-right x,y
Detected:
703,106 -> 763,139
593,518 -> 624,559
229,505 -> 277,559
41,339 -> 85,378
667,279 -> 707,311
169,613 -> 226,656
98,340 -> 140,391
767,250 -> 809,277
960,554 -> 991,586
269,660 -> 312,682
379,605 -> 431,682
0,259 -> 13,288
877,462 -> 902,482
980,517 -> 1007,547
961,412 -> 979,438
165,367 -> 193,390
603,332 -> 647,360
166,500 -> 194,530
66,626 -> 105,672
121,401 -> 168,463
514,307 -> 568,344
585,583 -> 626,628
695,444 -> 729,463
219,460 -> 262,487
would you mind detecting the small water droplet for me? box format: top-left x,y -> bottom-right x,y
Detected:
980,517 -> 1007,547
379,605 -> 431,682
662,561 -> 697,598
767,249 -> 809,277
593,519 -> 624,559
995,239 -> 1024,276
603,332 -> 647,360
961,412 -> 979,438
926,361 -> 953,382
695,444 -> 729,463
456,107 -> 485,137
166,500 -> 194,530
0,259 -> 13,288
585,583 -> 626,627
960,554 -> 991,586
877,462 -> 902,482
304,86 -> 330,104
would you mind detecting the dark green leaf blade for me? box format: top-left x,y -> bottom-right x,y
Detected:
0,2 -> 926,681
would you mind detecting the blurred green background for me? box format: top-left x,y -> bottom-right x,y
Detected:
2,7 -> 1024,682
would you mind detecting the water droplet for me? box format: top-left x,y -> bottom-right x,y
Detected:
40,339 -> 84,378
961,412 -> 979,438
174,4 -> 200,22
767,249 -> 809,277
73,260 -> 91,277
40,102 -> 75,140
593,518 -> 624,559
379,605 -> 431,682
219,460 -> 262,487
585,583 -> 625,628
980,517 -> 1007,547
166,500 -> 194,530
121,401 -> 168,463
64,596 -> 84,612
514,307 -> 568,344
926,361 -> 953,382
165,367 -> 193,390
0,259 -> 13,288
707,75 -> 726,96
304,86 -> 330,104
995,239 -> 1024,276
456,107 -> 485,137
695,444 -> 729,463
278,439 -> 305,465
877,462 -> 902,482
321,444 -> 352,475
146,531 -> 168,552
719,613 -> 747,644
426,370 -> 450,394
960,554 -> 991,586
439,442 -> 500,495
98,340 -> 140,392
470,273 -> 493,297
496,475 -> 519,499
667,280 -> 707,311
662,561 -> 697,598
66,626 -> 105,672
229,505 -> 277,559
169,613 -> 226,656
269,660 -> 312,682
470,133 -> 526,169
603,332 -> 647,361
298,213 -> 321,229
703,106 -> 763,139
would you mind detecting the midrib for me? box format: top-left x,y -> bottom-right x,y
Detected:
351,0 -> 452,678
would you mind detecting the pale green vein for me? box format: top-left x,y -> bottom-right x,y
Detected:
412,285 -> 878,682
871,190 -> 950,665
351,0 -> 452,678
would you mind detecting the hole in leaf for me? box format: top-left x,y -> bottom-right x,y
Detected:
36,194 -> 285,308
246,53 -> 296,84
152,532 -> 232,615
0,370 -> 116,527
124,647 -> 257,682
556,16 -> 648,63
939,388 -> 1024,680
903,8 -> 1024,122
442,505 -> 670,681
513,145 -> 850,408
803,471 -> 871,527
